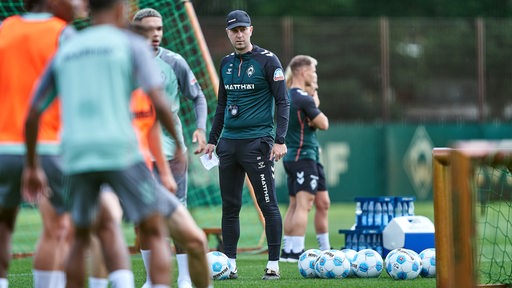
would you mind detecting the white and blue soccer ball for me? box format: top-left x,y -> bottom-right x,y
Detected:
314,249 -> 351,279
385,248 -> 422,280
405,248 -> 421,259
206,251 -> 232,280
419,248 -> 436,278
297,249 -> 322,278
352,248 -> 384,278
385,248 -> 417,263
385,248 -> 399,264
340,248 -> 358,277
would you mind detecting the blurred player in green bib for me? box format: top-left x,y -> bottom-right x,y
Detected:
22,0 -> 184,287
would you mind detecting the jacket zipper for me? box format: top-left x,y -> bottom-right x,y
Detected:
238,55 -> 243,77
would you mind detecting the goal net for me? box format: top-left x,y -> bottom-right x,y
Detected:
1,0 -> 266,256
433,142 -> 512,287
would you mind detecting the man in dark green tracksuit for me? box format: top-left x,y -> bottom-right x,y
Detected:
204,9 -> 290,281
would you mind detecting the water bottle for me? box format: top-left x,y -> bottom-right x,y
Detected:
402,202 -> 408,217
394,201 -> 403,217
358,234 -> 367,250
388,202 -> 394,221
367,201 -> 374,227
374,202 -> 382,227
408,201 -> 415,216
345,233 -> 352,249
367,235 -> 373,249
361,201 -> 368,227
372,234 -> 379,250
382,202 -> 389,226
375,235 -> 383,255
351,234 -> 358,250
355,201 -> 362,227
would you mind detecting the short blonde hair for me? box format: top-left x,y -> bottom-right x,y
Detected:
284,66 -> 293,88
285,55 -> 317,88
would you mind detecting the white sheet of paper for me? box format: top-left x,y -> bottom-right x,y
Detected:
200,154 -> 219,170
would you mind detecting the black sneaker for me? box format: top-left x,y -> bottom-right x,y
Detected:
287,250 -> 304,263
262,268 -> 280,280
279,249 -> 289,262
228,268 -> 238,279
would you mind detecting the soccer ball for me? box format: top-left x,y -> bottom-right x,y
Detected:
352,248 -> 383,278
340,248 -> 358,277
385,248 -> 422,280
314,249 -> 351,279
206,251 -> 232,280
419,248 -> 436,278
384,248 -> 399,264
385,248 -> 415,264
297,249 -> 322,278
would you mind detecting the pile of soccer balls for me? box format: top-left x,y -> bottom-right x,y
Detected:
298,248 -> 383,279
296,247 -> 436,280
206,247 -> 436,280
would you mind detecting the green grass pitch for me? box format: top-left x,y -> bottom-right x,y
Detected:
8,202 -> 437,287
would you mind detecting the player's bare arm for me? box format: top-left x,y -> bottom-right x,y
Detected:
22,106 -> 49,203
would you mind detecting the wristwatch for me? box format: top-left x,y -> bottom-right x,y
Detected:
275,136 -> 285,144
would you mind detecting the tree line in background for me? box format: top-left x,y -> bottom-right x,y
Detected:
192,0 -> 512,123
199,14 -> 512,122
192,0 -> 512,18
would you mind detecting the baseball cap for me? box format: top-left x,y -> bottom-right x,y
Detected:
226,10 -> 251,30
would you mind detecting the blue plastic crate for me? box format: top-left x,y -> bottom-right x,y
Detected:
338,228 -> 383,255
393,196 -> 416,218
339,196 -> 418,257
355,196 -> 407,230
